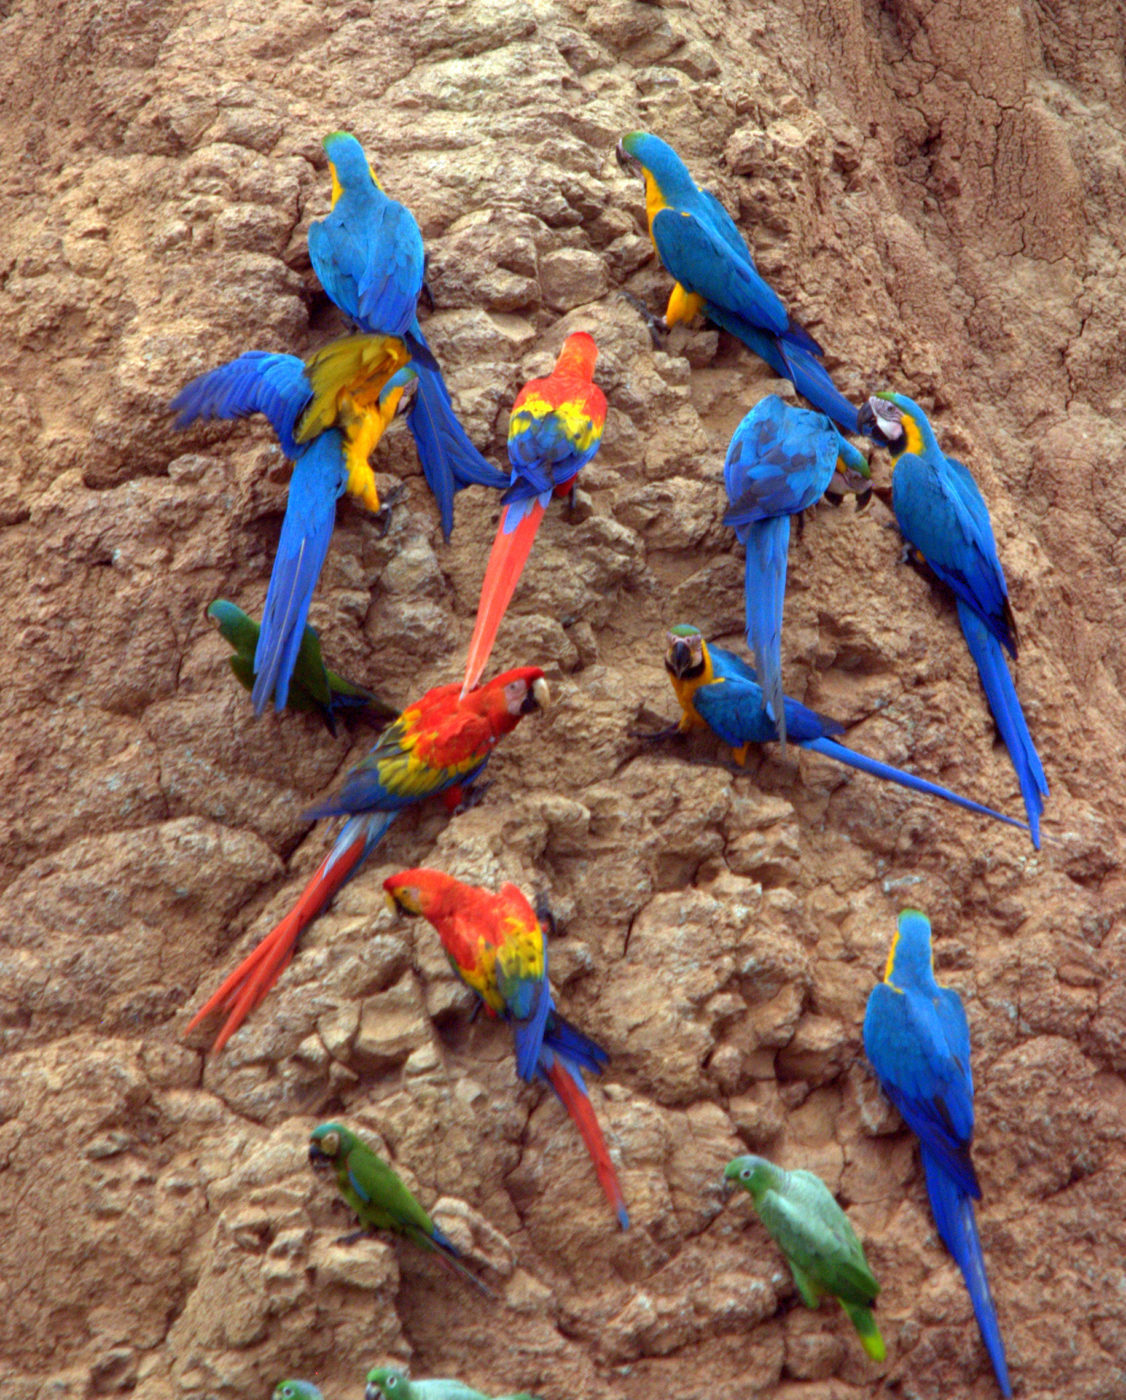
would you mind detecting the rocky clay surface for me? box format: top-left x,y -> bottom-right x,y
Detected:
1,0 -> 1125,1397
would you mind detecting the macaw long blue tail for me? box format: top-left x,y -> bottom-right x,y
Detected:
921,1150 -> 1012,1396
803,737 -> 1030,833
743,517 -> 791,750
544,1012 -> 609,1078
512,982 -> 556,1085
957,600 -> 1047,849
705,306 -> 860,434
252,437 -> 343,713
406,325 -> 509,541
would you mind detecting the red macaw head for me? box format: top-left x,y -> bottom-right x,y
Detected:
384,867 -> 457,919
469,667 -> 550,722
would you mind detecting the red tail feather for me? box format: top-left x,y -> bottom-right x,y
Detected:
461,500 -> 548,695
543,1056 -> 629,1229
185,832 -> 371,1053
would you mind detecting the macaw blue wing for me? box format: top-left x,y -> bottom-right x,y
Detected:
650,207 -> 794,339
171,351 -> 310,458
252,431 -> 346,712
723,396 -> 840,526
543,1012 -> 609,1078
695,187 -> 757,265
347,1165 -> 373,1204
863,982 -> 979,1197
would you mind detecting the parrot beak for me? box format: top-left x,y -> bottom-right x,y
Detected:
666,637 -> 695,679
384,892 -> 401,917
363,1387 -> 380,1400
308,1143 -> 331,1171
615,139 -> 641,176
522,676 -> 550,714
858,396 -> 904,450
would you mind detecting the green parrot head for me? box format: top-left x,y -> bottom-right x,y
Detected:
272,1382 -> 324,1400
365,1369 -> 409,1400
308,1121 -> 357,1173
725,1154 -> 783,1204
665,624 -> 706,680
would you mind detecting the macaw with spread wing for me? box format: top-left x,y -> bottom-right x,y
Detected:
207,599 -> 396,734
308,1122 -> 489,1294
172,334 -> 412,713
615,132 -> 859,433
186,668 -> 549,1052
461,332 -> 607,694
660,626 -> 1028,832
725,1154 -> 885,1361
723,395 -> 869,748
310,131 -> 509,540
863,910 -> 1012,1395
366,1370 -> 541,1400
384,868 -> 629,1229
858,392 -> 1047,847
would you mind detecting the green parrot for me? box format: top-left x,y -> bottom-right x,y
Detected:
208,599 -> 396,734
725,1154 -> 886,1361
364,1369 -> 541,1400
308,1123 -> 490,1294
272,1384 -> 324,1400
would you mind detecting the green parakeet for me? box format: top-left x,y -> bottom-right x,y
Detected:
208,599 -> 396,734
364,1369 -> 540,1400
272,1383 -> 324,1400
308,1122 -> 489,1295
725,1154 -> 886,1361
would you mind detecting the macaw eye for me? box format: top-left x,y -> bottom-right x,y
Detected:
386,1380 -> 398,1391
741,1169 -> 752,1180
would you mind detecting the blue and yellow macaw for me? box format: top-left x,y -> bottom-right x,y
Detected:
863,910 -> 1012,1396
615,132 -> 859,433
310,132 -> 509,540
661,626 -> 1028,832
858,393 -> 1048,847
172,336 -> 412,712
723,395 -> 869,749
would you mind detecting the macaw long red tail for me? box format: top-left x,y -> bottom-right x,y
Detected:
186,811 -> 398,1052
540,1047 -> 629,1230
461,498 -> 548,695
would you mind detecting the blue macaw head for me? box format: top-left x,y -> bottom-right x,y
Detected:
378,364 -> 419,415
884,908 -> 937,990
857,391 -> 939,459
615,131 -> 699,204
665,624 -> 707,680
323,131 -> 381,194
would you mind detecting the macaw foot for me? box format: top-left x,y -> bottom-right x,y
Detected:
374,482 -> 407,537
628,715 -> 687,743
620,290 -> 669,349
533,892 -> 558,939
455,781 -> 492,814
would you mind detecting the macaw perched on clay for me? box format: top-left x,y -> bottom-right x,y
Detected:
384,869 -> 629,1229
660,626 -> 1028,832
308,1123 -> 489,1294
461,332 -> 607,694
858,392 -> 1047,848
207,599 -> 396,734
365,1369 -> 541,1400
863,910 -> 1011,1395
186,668 -> 549,1052
310,131 -> 509,540
272,1383 -> 324,1400
725,1154 -> 886,1361
615,132 -> 859,433
723,395 -> 869,748
171,336 -> 412,713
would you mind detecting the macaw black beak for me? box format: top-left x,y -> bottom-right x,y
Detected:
308,1144 -> 331,1171
521,676 -> 550,714
667,639 -> 693,678
856,400 -> 879,438
615,140 -> 640,175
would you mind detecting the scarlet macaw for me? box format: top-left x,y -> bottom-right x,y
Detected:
661,626 -> 1028,832
186,668 -> 549,1051
863,910 -> 1011,1395
207,599 -> 396,734
725,1155 -> 885,1361
171,334 -> 412,712
723,395 -> 869,748
615,132 -> 858,433
310,132 -> 509,540
308,1122 -> 489,1294
384,868 -> 629,1229
461,332 -> 607,694
858,392 -> 1047,847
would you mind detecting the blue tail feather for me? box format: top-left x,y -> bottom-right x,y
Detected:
252,435 -> 344,713
513,976 -> 555,1085
921,1150 -> 1012,1396
805,736 -> 1029,832
957,600 -> 1047,847
406,325 -> 508,540
743,517 -> 790,748
544,1013 -> 608,1077
705,307 -> 859,434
